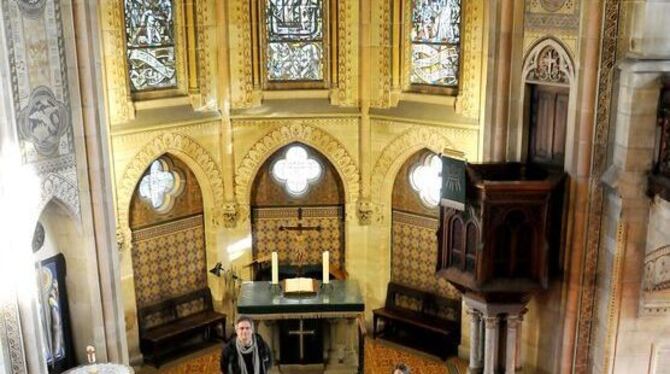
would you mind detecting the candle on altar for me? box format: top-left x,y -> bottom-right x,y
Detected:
322,251 -> 329,284
271,252 -> 279,284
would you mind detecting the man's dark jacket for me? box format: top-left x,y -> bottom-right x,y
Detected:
220,333 -> 273,374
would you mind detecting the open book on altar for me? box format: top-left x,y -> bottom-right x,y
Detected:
282,277 -> 317,295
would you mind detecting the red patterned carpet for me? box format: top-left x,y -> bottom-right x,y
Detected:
143,338 -> 467,373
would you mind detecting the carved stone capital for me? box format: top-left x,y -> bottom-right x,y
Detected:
357,200 -> 374,225
467,307 -> 482,321
483,315 -> 500,329
221,202 -> 239,228
116,227 -> 132,252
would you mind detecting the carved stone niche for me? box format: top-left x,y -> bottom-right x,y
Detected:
437,162 -> 566,302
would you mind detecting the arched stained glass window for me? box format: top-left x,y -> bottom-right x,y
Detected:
410,0 -> 461,88
272,145 -> 323,196
124,0 -> 177,92
409,153 -> 443,207
263,0 -> 326,85
139,158 -> 183,213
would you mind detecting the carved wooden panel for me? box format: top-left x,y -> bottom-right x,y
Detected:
438,163 -> 565,295
529,84 -> 569,166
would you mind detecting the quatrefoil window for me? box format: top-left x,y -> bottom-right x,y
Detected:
409,154 -> 443,207
139,158 -> 183,213
271,145 -> 323,197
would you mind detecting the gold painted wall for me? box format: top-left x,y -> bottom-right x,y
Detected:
100,0 -> 484,365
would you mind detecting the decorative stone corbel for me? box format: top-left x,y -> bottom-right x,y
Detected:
221,202 -> 239,228
116,227 -> 132,252
357,200 -> 374,225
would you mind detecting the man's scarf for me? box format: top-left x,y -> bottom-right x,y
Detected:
236,333 -> 261,374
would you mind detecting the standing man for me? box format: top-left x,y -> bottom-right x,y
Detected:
221,316 -> 273,374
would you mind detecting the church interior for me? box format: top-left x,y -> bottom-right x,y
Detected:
1,0 -> 670,373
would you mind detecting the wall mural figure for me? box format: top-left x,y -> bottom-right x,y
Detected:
37,254 -> 75,373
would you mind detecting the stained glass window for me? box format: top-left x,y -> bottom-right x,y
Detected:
410,154 -> 443,207
265,0 -> 324,82
139,159 -> 183,212
124,0 -> 177,92
272,145 -> 323,196
410,0 -> 461,87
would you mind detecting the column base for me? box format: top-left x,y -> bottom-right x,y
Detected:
468,367 -> 483,374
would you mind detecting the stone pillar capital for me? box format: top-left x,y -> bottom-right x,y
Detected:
467,307 -> 482,319
483,315 -> 499,329
506,314 -> 520,328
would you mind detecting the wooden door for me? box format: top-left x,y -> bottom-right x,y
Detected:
529,84 -> 569,166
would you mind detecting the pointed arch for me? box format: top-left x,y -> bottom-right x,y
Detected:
116,132 -> 225,251
523,37 -> 575,86
371,126 -> 457,212
235,123 -> 360,218
518,37 -> 577,166
37,173 -> 81,223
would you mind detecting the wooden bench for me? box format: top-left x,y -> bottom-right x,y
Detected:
372,282 -> 460,360
138,288 -> 226,366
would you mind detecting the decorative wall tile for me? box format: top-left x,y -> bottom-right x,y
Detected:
131,215 -> 207,308
252,206 -> 344,268
391,210 -> 459,300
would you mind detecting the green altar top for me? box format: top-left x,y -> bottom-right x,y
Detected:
237,279 -> 364,315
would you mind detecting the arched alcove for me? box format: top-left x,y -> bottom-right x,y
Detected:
249,142 -> 346,280
390,149 -> 459,300
126,154 -> 210,361
33,199 -> 94,369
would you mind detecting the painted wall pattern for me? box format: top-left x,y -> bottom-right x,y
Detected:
391,210 -> 459,300
252,206 -> 344,268
2,0 -> 80,219
131,214 -> 207,308
524,0 -> 579,56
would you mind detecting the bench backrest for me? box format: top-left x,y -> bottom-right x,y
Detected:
138,288 -> 214,333
385,282 -> 461,323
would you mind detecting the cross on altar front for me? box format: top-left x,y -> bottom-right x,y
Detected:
288,319 -> 315,360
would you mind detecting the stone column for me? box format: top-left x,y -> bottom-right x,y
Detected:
468,308 -> 483,374
483,315 -> 499,374
505,315 -> 520,374
515,310 -> 525,371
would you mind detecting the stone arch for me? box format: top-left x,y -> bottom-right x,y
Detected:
523,37 -> 575,86
371,126 -> 458,214
115,132 -> 224,362
116,132 -> 225,252
235,123 -> 360,218
37,174 -> 81,224
366,126 -> 459,310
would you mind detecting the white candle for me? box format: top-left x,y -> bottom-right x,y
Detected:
271,252 -> 279,284
322,251 -> 329,284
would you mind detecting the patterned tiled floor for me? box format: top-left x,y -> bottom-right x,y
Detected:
139,338 -> 468,373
